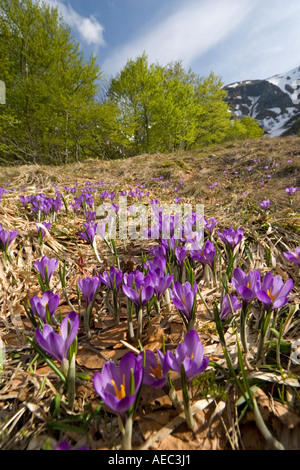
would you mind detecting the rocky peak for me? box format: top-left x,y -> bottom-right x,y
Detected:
224,66 -> 300,136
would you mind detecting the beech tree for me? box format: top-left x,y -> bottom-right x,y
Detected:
0,0 -> 118,163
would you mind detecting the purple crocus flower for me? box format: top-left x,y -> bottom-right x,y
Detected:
259,199 -> 270,211
140,349 -> 171,389
30,291 -> 60,323
283,247 -> 300,267
146,256 -> 166,277
0,228 -> 18,250
122,279 -> 154,308
220,295 -> 242,320
33,256 -> 58,283
78,222 -> 98,244
285,187 -> 299,196
190,240 -> 215,270
84,210 -> 96,223
148,245 -> 167,258
78,276 -> 100,305
175,245 -> 187,268
35,221 -> 51,240
170,281 -> 197,322
35,311 -> 79,363
217,227 -> 244,251
93,352 -> 143,416
148,271 -> 173,301
55,440 -> 89,450
165,329 -> 209,383
256,272 -> 293,310
98,266 -> 123,293
204,217 -> 218,234
123,270 -> 145,290
232,268 -> 261,305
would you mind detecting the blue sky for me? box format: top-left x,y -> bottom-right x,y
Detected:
44,0 -> 300,86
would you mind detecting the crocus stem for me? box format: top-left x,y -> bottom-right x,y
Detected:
127,300 -> 135,342
168,386 -> 183,411
121,413 -> 133,450
137,308 -> 143,341
204,264 -> 211,288
240,301 -> 249,354
256,307 -> 272,362
112,290 -> 120,324
181,364 -> 193,429
163,289 -> 171,312
92,241 -> 102,265
67,353 -> 76,411
84,303 -> 93,339
1,251 -> 7,271
63,287 -> 75,311
252,397 -> 284,450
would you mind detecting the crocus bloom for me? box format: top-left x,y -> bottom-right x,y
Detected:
148,271 -> 173,301
98,266 -> 123,293
204,217 -> 218,234
217,227 -> 244,251
165,329 -> 209,383
220,295 -> 241,320
30,291 -> 60,323
146,256 -> 166,277
170,281 -> 197,322
122,279 -> 154,308
285,187 -> 299,196
256,272 -> 293,310
35,221 -> 51,239
0,228 -> 18,250
190,240 -> 215,270
259,199 -> 270,211
78,276 -> 100,305
78,222 -> 98,244
33,256 -> 58,283
175,246 -> 187,268
93,352 -> 143,416
232,268 -> 261,305
148,245 -> 167,258
55,441 -> 89,451
140,349 -> 171,389
35,311 -> 79,363
283,247 -> 300,267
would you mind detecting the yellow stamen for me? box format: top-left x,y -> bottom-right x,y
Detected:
111,375 -> 126,400
150,363 -> 162,378
267,288 -> 277,301
182,294 -> 186,305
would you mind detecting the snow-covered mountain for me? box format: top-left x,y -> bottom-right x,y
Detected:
224,66 -> 300,136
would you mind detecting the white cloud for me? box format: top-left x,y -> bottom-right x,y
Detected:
102,0 -> 256,76
44,0 -> 106,47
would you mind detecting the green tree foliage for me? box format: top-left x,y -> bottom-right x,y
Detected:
0,3 -> 265,165
108,54 -> 237,154
226,116 -> 265,141
0,0 -> 119,164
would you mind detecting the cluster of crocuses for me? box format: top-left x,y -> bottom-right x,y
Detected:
20,193 -> 63,220
0,223 -> 18,266
93,328 -> 209,449
26,255 -> 80,409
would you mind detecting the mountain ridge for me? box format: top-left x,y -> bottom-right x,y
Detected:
224,65 -> 300,137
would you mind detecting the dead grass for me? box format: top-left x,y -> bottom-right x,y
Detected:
0,136 -> 299,451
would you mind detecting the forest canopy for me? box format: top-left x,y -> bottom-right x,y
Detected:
0,0 -> 264,165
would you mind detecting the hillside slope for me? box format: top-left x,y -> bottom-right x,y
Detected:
0,136 -> 299,451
